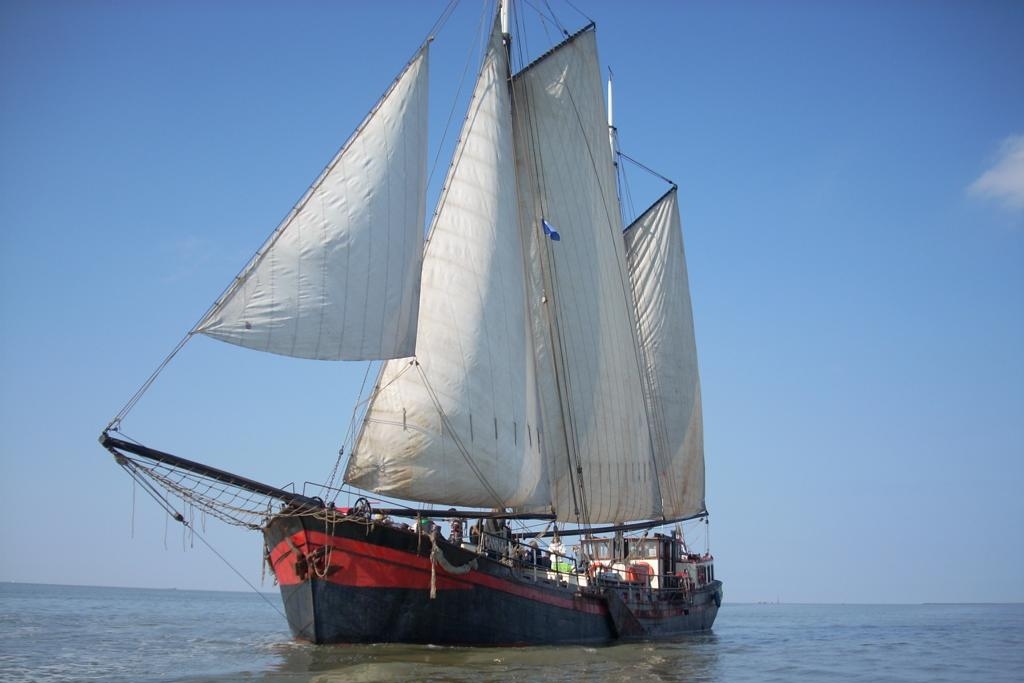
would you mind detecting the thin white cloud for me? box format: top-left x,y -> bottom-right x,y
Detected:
161,235 -> 215,284
968,133 -> 1024,211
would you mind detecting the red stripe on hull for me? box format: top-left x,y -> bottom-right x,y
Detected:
269,529 -> 608,616
270,530 -> 471,592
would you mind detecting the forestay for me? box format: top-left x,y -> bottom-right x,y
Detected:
624,189 -> 706,519
196,47 -> 429,361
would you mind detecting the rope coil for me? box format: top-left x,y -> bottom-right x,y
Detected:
428,530 -> 478,599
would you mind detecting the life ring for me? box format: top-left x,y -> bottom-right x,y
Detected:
626,562 -> 653,584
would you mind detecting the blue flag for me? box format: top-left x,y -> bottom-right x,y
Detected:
542,218 -> 561,241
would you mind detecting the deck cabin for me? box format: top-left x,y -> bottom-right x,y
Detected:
581,533 -> 715,591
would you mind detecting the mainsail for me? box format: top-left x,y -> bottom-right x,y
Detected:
624,189 -> 706,519
196,47 -> 430,361
511,27 -> 659,524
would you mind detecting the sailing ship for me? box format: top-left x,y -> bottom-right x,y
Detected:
100,1 -> 722,645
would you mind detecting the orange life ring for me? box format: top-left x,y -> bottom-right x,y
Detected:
626,562 -> 653,583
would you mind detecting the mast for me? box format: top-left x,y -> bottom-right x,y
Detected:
510,26 -> 598,529
501,0 -> 513,90
607,68 -> 617,159
607,68 -> 625,227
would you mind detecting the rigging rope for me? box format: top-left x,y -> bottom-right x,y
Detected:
518,0 -> 570,40
508,2 -> 586,530
426,0 -> 491,195
414,364 -> 508,509
619,152 -> 677,188
559,0 -> 594,27
117,456 -> 287,619
324,360 -> 376,493
426,0 -> 461,41
107,332 -> 195,431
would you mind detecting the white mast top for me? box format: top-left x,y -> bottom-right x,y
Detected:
607,69 -> 618,161
607,70 -> 614,129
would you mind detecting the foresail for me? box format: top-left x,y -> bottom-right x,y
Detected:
512,28 -> 660,524
196,47 -> 429,361
345,18 -> 550,509
624,189 -> 706,519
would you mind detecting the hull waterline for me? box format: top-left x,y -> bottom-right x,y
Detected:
265,512 -> 721,645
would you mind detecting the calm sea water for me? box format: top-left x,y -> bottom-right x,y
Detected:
1,583 -> 1021,683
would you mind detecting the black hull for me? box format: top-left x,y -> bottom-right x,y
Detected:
265,513 -> 721,646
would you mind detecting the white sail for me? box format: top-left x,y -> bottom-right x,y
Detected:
624,189 -> 706,519
196,47 -> 429,361
346,19 -> 549,509
512,28 -> 660,524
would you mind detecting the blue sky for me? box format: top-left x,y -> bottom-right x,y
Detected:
1,0 -> 1021,604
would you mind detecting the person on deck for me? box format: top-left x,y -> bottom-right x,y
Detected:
549,535 -> 565,571
573,544 -> 587,573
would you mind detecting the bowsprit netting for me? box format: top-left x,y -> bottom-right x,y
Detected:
116,454 -> 276,529
100,430 -> 341,531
